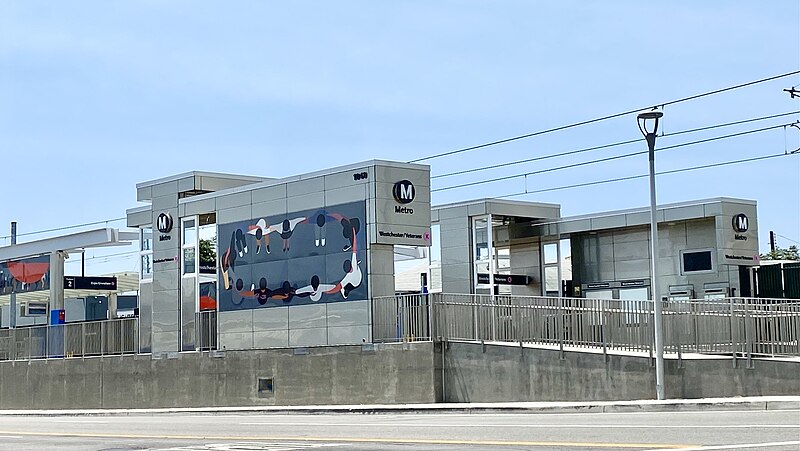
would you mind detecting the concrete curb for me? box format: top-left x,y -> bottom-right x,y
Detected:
0,396 -> 797,416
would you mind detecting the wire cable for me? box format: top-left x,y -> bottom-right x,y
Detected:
409,71 -> 800,163
774,233 -> 800,245
0,217 -> 127,241
432,122 -> 795,193
490,151 -> 798,199
63,249 -> 140,264
432,110 -> 799,180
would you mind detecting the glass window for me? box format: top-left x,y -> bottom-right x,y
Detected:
198,214 -> 217,276
541,241 -> 564,296
545,266 -> 559,294
429,224 -> 441,264
140,227 -> 153,281
473,216 -> 490,289
682,250 -> 712,272
680,249 -> 715,275
141,254 -> 153,278
474,218 -> 489,262
183,247 -> 196,274
497,247 -> 510,269
182,219 -> 196,247
199,281 -> 217,311
182,218 -> 197,275
543,243 -> 558,265
141,227 -> 153,251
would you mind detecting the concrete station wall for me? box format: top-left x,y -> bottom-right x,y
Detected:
442,342 -> 800,402
0,342 -> 437,409
2,340 -> 797,409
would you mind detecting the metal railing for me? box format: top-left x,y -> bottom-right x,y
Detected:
373,294 -> 800,358
197,310 -> 217,351
373,293 -> 432,342
0,318 -> 138,361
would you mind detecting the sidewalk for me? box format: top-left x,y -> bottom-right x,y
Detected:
0,396 -> 797,416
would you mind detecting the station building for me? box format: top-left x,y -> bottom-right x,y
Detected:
1,160 -> 761,355
429,197 -> 759,301
125,161 -> 431,354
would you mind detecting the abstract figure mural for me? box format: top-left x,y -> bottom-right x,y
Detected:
0,255 -> 50,296
217,201 -> 367,311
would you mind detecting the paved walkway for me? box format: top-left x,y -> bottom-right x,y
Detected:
0,395 -> 797,416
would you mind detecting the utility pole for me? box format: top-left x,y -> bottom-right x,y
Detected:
637,110 -> 666,400
9,222 -> 16,329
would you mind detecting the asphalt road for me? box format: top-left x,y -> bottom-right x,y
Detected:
0,409 -> 797,450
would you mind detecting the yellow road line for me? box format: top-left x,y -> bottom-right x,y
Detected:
0,430 -> 695,448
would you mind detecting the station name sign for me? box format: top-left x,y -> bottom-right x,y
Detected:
477,273 -> 532,285
64,276 -> 118,291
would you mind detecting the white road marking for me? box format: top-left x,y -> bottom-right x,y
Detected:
53,420 -> 109,424
370,409 -> 800,418
155,443 -> 344,451
647,440 -> 800,450
239,422 -> 799,429
177,409 -> 800,420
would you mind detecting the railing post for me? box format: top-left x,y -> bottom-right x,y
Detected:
513,300 -> 520,345
601,299 -> 608,359
730,298 -> 737,368
472,296 -> 478,341
558,296 -> 564,359
648,300 -> 654,363
672,299 -> 683,368
744,297 -> 752,368
427,292 -> 433,341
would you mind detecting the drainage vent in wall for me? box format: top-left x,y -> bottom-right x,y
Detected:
258,377 -> 274,397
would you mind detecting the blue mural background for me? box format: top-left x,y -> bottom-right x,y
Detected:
217,201 -> 368,311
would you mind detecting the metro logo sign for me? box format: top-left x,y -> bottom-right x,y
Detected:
393,180 -> 415,204
732,213 -> 749,233
156,212 -> 174,233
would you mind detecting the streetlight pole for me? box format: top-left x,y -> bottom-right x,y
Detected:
637,110 -> 666,400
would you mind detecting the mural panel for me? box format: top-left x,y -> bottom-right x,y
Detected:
217,201 -> 367,311
0,255 -> 50,295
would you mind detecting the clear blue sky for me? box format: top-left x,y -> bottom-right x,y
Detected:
1,1 -> 798,275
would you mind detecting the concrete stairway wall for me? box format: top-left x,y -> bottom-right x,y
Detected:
441,341 -> 800,402
0,343 -> 437,409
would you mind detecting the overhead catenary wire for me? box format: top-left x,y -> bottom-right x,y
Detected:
63,249 -> 140,264
432,110 -> 800,180
432,122 -> 796,193
4,83 -> 798,245
0,217 -> 127,241
489,150 -> 799,199
774,233 -> 800,246
408,70 -> 800,163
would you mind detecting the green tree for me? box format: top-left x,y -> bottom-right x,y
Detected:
760,245 -> 799,261
199,237 -> 217,265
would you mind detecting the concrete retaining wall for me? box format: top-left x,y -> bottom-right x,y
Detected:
2,340 -> 797,409
442,341 -> 800,402
0,342 -> 437,409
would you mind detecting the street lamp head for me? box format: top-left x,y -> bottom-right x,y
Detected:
637,110 -> 664,120
637,109 -> 664,138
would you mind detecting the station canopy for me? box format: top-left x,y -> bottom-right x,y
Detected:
0,228 -> 138,309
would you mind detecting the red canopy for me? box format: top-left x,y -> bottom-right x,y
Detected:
6,261 -> 49,284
